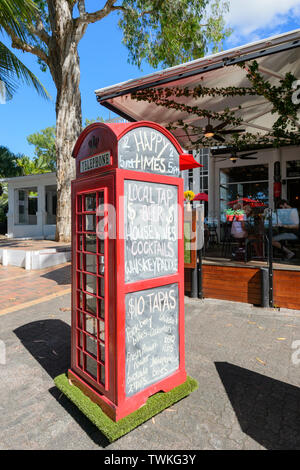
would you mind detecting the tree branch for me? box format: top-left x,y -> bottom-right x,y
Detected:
4,24 -> 49,64
27,16 -> 51,46
77,0 -> 86,16
75,0 -> 127,27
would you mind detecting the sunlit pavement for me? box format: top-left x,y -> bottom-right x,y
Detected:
0,264 -> 70,315
1,285 -> 300,449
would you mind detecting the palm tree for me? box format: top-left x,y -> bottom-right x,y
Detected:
17,154 -> 52,175
0,145 -> 22,177
0,0 -> 49,100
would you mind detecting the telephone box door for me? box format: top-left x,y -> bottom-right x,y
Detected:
71,174 -> 116,403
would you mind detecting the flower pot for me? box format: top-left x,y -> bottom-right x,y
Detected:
186,201 -> 192,212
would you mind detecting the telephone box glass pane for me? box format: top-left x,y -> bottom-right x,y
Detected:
85,315 -> 97,337
77,311 -> 83,329
99,320 -> 105,342
85,214 -> 96,232
99,255 -> 105,274
98,192 -> 104,208
85,254 -> 97,274
86,336 -> 97,358
77,215 -> 82,232
99,343 -> 105,363
86,274 -> 97,295
98,278 -> 105,297
77,272 -> 82,290
78,235 -> 83,251
78,291 -> 84,310
77,253 -> 82,270
99,239 -> 105,254
99,299 -> 105,319
86,294 -> 97,315
85,355 -> 97,380
100,366 -> 105,385
85,234 -> 97,253
77,350 -> 83,369
77,195 -> 82,213
85,193 -> 96,211
78,331 -> 83,349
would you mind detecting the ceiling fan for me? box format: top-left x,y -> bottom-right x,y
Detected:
229,150 -> 258,163
203,118 -> 246,142
215,149 -> 258,163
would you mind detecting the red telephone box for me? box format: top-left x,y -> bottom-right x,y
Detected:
69,121 -> 187,421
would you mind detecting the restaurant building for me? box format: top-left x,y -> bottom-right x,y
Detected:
95,29 -> 300,310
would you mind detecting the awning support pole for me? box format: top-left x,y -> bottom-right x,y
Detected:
197,249 -> 203,299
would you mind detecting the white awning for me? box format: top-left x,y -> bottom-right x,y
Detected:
95,29 -> 300,149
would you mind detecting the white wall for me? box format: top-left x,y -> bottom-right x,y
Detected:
6,173 -> 56,239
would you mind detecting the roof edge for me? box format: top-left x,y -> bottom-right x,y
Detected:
95,29 -> 300,103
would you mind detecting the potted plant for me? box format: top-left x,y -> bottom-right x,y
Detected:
235,209 -> 245,221
226,208 -> 235,221
184,190 -> 195,212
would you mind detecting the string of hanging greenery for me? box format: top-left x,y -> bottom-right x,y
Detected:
132,61 -> 300,150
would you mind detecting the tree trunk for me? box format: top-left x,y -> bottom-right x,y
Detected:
47,0 -> 85,242
54,49 -> 82,242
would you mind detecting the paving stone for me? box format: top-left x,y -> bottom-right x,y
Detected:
1,278 -> 300,449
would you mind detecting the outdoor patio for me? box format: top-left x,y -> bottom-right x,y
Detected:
0,238 -> 71,270
1,288 -> 300,450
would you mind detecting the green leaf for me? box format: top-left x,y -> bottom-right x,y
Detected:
0,41 -> 49,100
27,126 -> 56,171
0,0 -> 50,99
118,0 -> 232,69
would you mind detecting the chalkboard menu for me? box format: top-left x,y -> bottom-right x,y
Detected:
118,127 -> 180,176
125,283 -> 179,397
124,180 -> 178,283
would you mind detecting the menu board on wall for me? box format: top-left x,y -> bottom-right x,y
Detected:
125,283 -> 179,397
118,127 -> 180,177
124,179 -> 178,283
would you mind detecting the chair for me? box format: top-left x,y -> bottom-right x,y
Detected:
221,221 -> 236,258
207,224 -> 218,247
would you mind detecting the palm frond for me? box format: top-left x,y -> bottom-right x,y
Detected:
0,41 -> 50,100
0,0 -> 38,41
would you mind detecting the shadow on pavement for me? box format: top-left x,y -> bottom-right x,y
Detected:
14,319 -> 110,447
49,386 -> 110,447
41,264 -> 71,285
215,361 -> 300,450
14,319 -> 70,378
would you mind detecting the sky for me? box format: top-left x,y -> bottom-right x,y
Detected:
1,0 -> 300,158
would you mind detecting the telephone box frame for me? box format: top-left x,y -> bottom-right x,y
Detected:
69,122 -> 186,421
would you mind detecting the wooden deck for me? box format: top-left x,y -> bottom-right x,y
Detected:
185,258 -> 300,310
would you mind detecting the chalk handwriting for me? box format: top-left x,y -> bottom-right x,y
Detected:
124,180 -> 178,283
125,284 -> 179,397
118,127 -> 180,176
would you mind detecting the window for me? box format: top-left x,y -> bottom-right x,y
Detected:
189,149 -> 209,193
17,188 -> 37,225
220,165 -> 269,221
45,185 -> 57,225
197,149 -> 209,193
286,160 -> 300,178
285,160 -> 300,212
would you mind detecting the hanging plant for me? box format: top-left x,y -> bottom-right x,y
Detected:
132,60 -> 300,150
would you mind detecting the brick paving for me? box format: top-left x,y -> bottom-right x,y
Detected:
1,288 -> 300,449
0,264 -> 70,313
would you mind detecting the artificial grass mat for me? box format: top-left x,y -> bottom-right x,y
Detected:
54,373 -> 198,442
